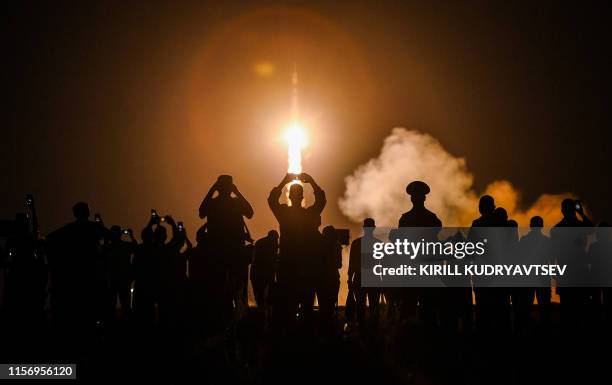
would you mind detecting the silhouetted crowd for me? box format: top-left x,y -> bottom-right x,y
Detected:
1,174 -> 611,383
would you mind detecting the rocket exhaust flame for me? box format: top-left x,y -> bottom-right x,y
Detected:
283,122 -> 307,207
284,121 -> 308,174
282,66 -> 308,206
286,66 -> 307,174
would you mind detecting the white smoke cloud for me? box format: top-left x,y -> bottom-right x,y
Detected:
339,128 -> 571,227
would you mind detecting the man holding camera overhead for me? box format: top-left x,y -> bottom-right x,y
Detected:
199,175 -> 254,312
268,172 -> 326,325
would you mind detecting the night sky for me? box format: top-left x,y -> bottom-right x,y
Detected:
3,0 -> 612,239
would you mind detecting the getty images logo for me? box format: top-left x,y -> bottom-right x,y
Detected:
372,238 -> 487,260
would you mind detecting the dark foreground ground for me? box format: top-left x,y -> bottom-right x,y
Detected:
1,304 -> 611,384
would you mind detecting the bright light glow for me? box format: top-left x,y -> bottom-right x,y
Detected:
253,61 -> 276,77
283,121 -> 308,174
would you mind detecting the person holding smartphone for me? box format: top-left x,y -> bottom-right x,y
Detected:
105,226 -> 136,320
550,198 -> 593,328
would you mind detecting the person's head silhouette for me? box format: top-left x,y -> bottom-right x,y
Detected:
493,207 -> 508,225
216,175 -> 233,197
561,198 -> 577,219
267,229 -> 279,243
153,226 -> 167,244
363,217 -> 375,237
72,202 -> 90,221
530,215 -> 544,232
507,219 -> 519,240
406,181 -> 430,209
479,195 -> 495,216
110,225 -> 122,241
288,183 -> 304,207
322,225 -> 337,243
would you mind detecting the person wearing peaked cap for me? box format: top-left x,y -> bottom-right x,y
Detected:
405,180 -> 431,197
397,180 -> 442,323
398,180 -> 441,249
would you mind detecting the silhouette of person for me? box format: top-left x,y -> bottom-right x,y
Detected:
268,172 -> 326,326
250,230 -> 279,309
507,218 -> 535,333
153,224 -> 168,291
397,181 -> 442,322
187,225 -> 233,339
488,207 -> 512,332
491,207 -> 508,226
316,225 -> 342,335
3,196 -> 47,332
46,202 -> 111,332
550,199 -> 593,329
470,200 -> 513,333
237,221 -> 255,310
399,182 -> 442,228
158,216 -> 190,332
442,230 -> 474,334
199,175 -> 254,244
383,228 -> 402,320
471,195 -> 496,228
105,225 -> 136,321
199,175 -> 254,313
348,218 -> 382,329
469,195 -> 495,318
132,215 -> 162,327
1,196 -> 48,360
518,216 -> 551,327
554,198 -> 593,228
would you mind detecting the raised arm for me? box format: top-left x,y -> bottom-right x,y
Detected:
25,194 -> 39,240
164,215 -> 179,247
268,173 -> 294,217
301,173 -> 326,214
199,182 -> 218,219
184,235 -> 193,251
232,184 -> 254,219
142,215 -> 155,236
576,203 -> 593,227
127,229 -> 138,248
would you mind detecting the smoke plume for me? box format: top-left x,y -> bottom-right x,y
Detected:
339,128 -> 571,227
